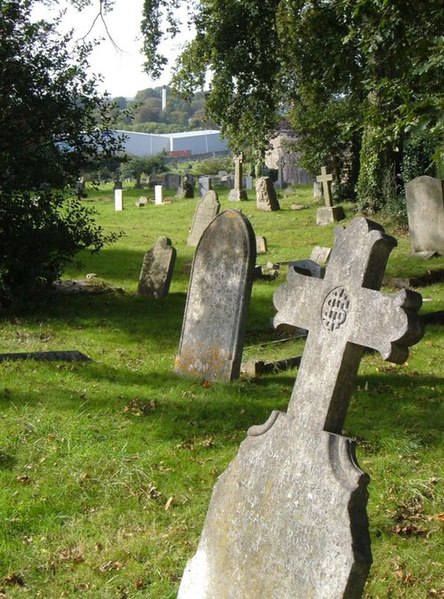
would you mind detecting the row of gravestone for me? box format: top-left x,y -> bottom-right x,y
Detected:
170,209 -> 424,597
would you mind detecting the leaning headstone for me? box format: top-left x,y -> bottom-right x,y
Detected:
256,236 -> 268,254
315,166 -> 345,225
313,181 -> 322,198
154,185 -> 163,205
178,218 -> 423,598
175,210 -> 256,382
114,180 -> 123,211
310,245 -> 332,264
137,237 -> 176,298
406,176 -> 444,257
229,154 -> 248,201
187,190 -> 220,247
256,176 -> 280,211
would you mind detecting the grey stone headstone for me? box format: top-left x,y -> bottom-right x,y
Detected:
316,205 -> 345,226
310,245 -> 332,264
164,173 -> 181,189
313,181 -> 322,198
177,175 -> 194,199
175,210 -> 256,382
406,176 -> 444,256
137,237 -> 176,298
256,176 -> 280,211
256,236 -> 268,254
187,190 -> 220,247
199,177 -> 212,197
135,196 -> 148,207
178,218 -> 424,599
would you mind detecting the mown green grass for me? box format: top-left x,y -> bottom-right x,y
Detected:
0,184 -> 442,598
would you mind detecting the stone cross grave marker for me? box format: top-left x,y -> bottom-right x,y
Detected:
137,237 -> 176,298
406,175 -> 444,257
229,153 -> 248,201
187,190 -> 220,247
175,210 -> 256,382
178,218 -> 423,599
316,166 -> 333,206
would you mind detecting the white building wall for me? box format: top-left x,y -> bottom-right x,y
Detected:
115,130 -> 228,157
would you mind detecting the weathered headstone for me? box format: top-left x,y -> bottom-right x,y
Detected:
316,166 -> 345,225
137,237 -> 176,298
310,245 -> 332,264
175,210 -> 256,382
187,190 -> 220,247
256,236 -> 268,254
255,176 -> 280,211
406,175 -> 444,257
177,175 -> 195,199
198,177 -> 212,197
165,173 -> 181,189
229,154 -> 248,201
114,180 -> 123,211
178,218 -> 423,598
313,181 -> 322,198
154,185 -> 163,205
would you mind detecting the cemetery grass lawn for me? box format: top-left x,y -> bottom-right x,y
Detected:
0,184 -> 442,598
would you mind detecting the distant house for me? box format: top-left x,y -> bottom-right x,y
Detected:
115,129 -> 229,158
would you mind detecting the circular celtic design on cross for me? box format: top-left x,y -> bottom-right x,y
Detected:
321,287 -> 350,332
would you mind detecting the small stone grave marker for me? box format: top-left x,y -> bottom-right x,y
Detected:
406,175 -> 444,257
178,217 -> 423,598
256,176 -> 280,211
175,210 -> 256,381
256,236 -> 268,254
114,180 -> 123,211
310,245 -> 332,264
229,154 -> 248,201
137,237 -> 176,298
135,196 -> 148,207
187,190 -> 220,247
154,185 -> 163,205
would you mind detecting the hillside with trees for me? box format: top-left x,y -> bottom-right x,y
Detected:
112,86 -> 218,134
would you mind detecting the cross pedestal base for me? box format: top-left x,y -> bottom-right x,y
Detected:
316,206 -> 345,226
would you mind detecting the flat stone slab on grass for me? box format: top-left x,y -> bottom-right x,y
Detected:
0,350 -> 91,363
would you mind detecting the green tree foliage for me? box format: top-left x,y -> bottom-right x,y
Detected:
139,0 -> 442,210
120,154 -> 167,187
0,0 -> 122,304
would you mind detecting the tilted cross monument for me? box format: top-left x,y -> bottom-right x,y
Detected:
178,218 -> 423,598
316,166 -> 345,225
316,166 -> 334,206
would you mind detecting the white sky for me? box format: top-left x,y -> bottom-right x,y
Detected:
32,0 -> 191,98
